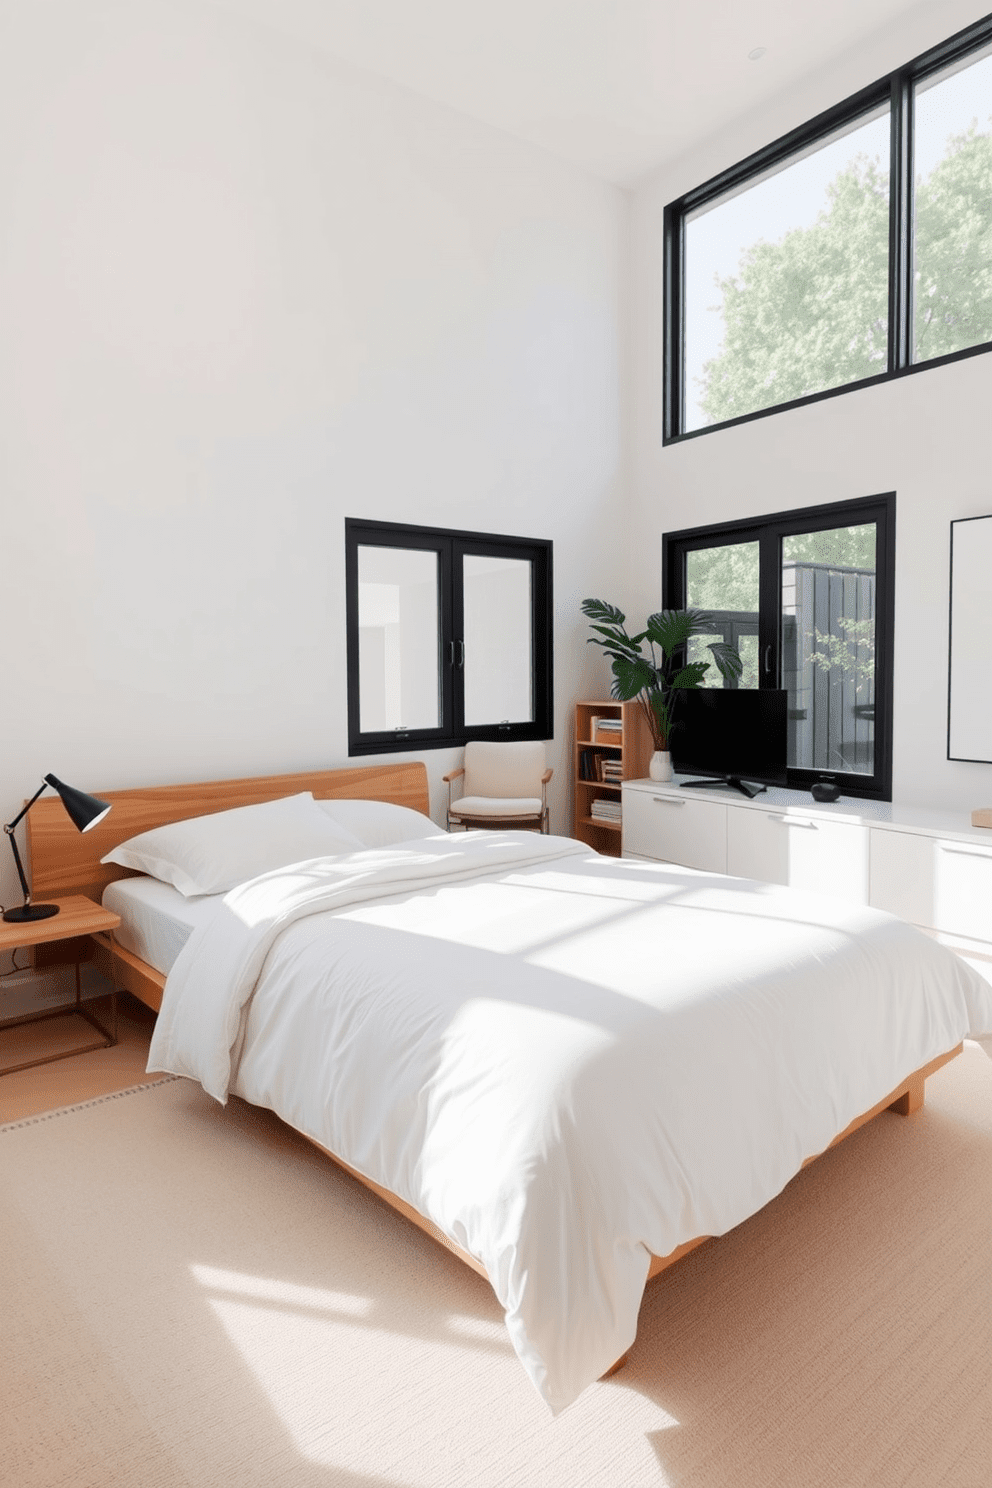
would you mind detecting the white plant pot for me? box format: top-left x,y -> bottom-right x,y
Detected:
648,750 -> 673,783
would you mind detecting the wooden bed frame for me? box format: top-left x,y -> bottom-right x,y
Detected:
25,761 -> 962,1354
27,761 -> 431,1005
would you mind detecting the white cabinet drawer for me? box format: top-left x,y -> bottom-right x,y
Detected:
621,788 -> 727,872
728,809 -> 869,904
870,829 -> 992,943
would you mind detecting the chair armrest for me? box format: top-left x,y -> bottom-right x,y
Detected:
442,768 -> 465,784
540,768 -> 553,784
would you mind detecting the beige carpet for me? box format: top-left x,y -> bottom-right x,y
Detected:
3,1047 -> 991,1488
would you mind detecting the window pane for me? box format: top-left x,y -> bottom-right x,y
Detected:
684,108 -> 890,431
914,47 -> 992,363
685,541 -> 759,687
781,525 -> 876,774
357,546 -> 439,732
462,555 -> 533,725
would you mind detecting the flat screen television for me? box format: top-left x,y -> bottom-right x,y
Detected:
669,687 -> 788,798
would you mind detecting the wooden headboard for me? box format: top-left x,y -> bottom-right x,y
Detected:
27,760 -> 430,907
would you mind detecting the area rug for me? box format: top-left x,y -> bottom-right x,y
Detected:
3,1048 -> 991,1488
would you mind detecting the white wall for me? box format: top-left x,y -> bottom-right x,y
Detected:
0,0 -> 628,910
631,0 -> 992,812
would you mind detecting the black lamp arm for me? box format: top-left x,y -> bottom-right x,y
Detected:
4,822 -> 31,903
3,779 -> 55,907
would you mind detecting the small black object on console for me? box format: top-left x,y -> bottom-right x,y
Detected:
810,780 -> 841,803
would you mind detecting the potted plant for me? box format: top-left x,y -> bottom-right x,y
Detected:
581,599 -> 743,780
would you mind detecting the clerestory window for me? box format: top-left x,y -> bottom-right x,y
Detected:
665,16 -> 992,440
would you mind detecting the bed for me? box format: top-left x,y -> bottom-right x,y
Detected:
26,761 -> 992,1413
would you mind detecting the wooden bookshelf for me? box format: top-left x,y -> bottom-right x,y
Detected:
573,700 -> 653,856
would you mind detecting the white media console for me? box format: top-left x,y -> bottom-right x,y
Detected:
621,776 -> 992,976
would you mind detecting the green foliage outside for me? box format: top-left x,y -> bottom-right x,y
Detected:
915,127 -> 992,361
686,542 -> 759,615
696,126 -> 992,425
813,615 -> 875,684
683,524 -> 877,693
782,525 -> 875,571
685,525 -> 875,615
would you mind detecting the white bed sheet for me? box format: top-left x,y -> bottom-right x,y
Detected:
147,832 -> 992,1415
103,876 -> 222,975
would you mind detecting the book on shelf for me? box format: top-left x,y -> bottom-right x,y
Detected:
593,718 -> 623,745
590,798 -> 622,822
580,751 -> 622,784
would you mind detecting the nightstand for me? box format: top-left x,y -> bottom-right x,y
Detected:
0,896 -> 122,1076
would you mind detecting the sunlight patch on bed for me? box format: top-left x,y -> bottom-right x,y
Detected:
507,866 -> 689,906
342,871 -> 689,966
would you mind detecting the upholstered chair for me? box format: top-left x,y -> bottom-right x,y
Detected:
443,742 -> 553,833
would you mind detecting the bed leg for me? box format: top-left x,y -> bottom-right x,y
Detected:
601,1351 -> 629,1379
889,1072 -> 925,1116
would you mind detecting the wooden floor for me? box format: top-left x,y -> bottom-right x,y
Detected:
0,993 -> 162,1124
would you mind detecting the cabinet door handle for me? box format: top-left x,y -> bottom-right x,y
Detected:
766,813 -> 817,829
652,796 -> 685,807
938,845 -> 992,861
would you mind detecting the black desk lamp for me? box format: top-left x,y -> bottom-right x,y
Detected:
3,774 -> 112,923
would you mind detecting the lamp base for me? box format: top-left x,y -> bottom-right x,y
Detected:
3,903 -> 60,923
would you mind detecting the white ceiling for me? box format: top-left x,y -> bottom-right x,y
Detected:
210,0 -> 963,185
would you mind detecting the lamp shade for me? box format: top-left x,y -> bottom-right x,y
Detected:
44,774 -> 112,833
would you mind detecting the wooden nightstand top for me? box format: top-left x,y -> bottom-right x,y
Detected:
0,896 -> 121,951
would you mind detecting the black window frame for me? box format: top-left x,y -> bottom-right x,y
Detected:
345,518 -> 553,757
664,12 -> 992,444
662,492 -> 896,800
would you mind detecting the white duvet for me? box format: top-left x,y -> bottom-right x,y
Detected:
148,831 -> 992,1413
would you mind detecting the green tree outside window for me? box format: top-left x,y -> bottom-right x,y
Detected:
696,127 -> 992,426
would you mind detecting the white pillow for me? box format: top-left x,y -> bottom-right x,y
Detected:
101,792 -> 364,897
316,797 -> 442,848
